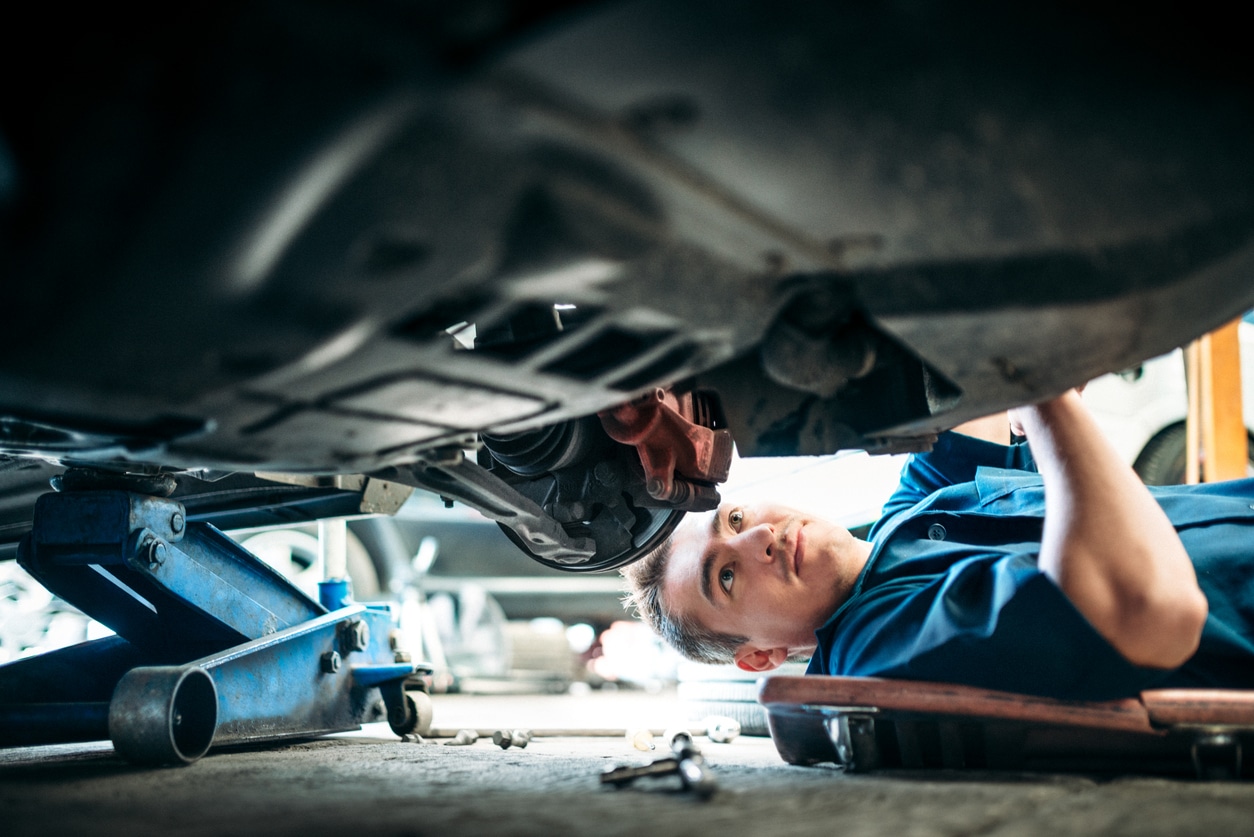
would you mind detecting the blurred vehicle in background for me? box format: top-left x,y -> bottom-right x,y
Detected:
0,560 -> 96,665
237,523 -> 385,600
1085,313 -> 1254,484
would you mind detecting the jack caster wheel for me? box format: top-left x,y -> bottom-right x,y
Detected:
389,689 -> 434,737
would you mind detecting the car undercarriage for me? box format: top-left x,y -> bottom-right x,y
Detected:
3,0 -> 1254,574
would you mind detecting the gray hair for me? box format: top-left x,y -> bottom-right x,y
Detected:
620,534 -> 748,665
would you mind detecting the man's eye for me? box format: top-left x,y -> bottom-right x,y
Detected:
719,567 -> 734,594
728,509 -> 743,529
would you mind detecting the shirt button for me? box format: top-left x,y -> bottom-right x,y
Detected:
927,523 -> 947,541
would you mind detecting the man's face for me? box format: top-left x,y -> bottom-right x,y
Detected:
662,501 -> 866,670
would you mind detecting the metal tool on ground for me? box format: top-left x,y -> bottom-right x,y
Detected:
705,716 -> 741,743
663,727 -> 692,749
492,729 -> 532,749
444,729 -> 479,746
626,726 -> 655,751
601,735 -> 718,798
425,721 -> 734,743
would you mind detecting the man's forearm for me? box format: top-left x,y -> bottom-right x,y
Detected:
1015,391 -> 1207,669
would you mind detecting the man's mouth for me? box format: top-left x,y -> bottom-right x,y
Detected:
793,524 -> 805,578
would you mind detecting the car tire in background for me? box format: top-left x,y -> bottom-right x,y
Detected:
502,619 -> 576,693
1133,423 -> 1254,486
676,660 -> 809,736
239,526 -> 382,600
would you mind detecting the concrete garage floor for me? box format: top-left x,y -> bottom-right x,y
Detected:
4,688 -> 1254,837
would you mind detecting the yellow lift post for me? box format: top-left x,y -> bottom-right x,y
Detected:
1184,316 -> 1246,483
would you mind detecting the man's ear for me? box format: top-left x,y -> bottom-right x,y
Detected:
733,646 -> 790,673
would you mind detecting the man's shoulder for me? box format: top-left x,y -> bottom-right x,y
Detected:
868,469 -> 1046,549
872,432 -> 1038,537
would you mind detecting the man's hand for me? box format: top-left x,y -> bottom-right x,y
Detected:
1016,390 -> 1208,669
1006,406 -> 1029,440
1007,385 -> 1086,438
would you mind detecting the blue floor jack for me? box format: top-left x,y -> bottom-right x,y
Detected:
0,483 -> 432,764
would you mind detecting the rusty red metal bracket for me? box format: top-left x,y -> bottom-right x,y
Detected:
598,388 -> 733,511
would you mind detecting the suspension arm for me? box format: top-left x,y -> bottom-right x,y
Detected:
374,453 -> 597,566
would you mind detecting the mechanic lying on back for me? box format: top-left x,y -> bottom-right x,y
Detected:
622,389 -> 1254,700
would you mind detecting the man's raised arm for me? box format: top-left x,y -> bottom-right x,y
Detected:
1012,390 -> 1208,669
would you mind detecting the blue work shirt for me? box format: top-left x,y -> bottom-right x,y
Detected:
807,431 -> 1254,700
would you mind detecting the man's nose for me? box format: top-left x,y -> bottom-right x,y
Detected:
734,524 -> 776,563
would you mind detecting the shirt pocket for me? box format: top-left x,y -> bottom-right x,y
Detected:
974,467 -> 1045,513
